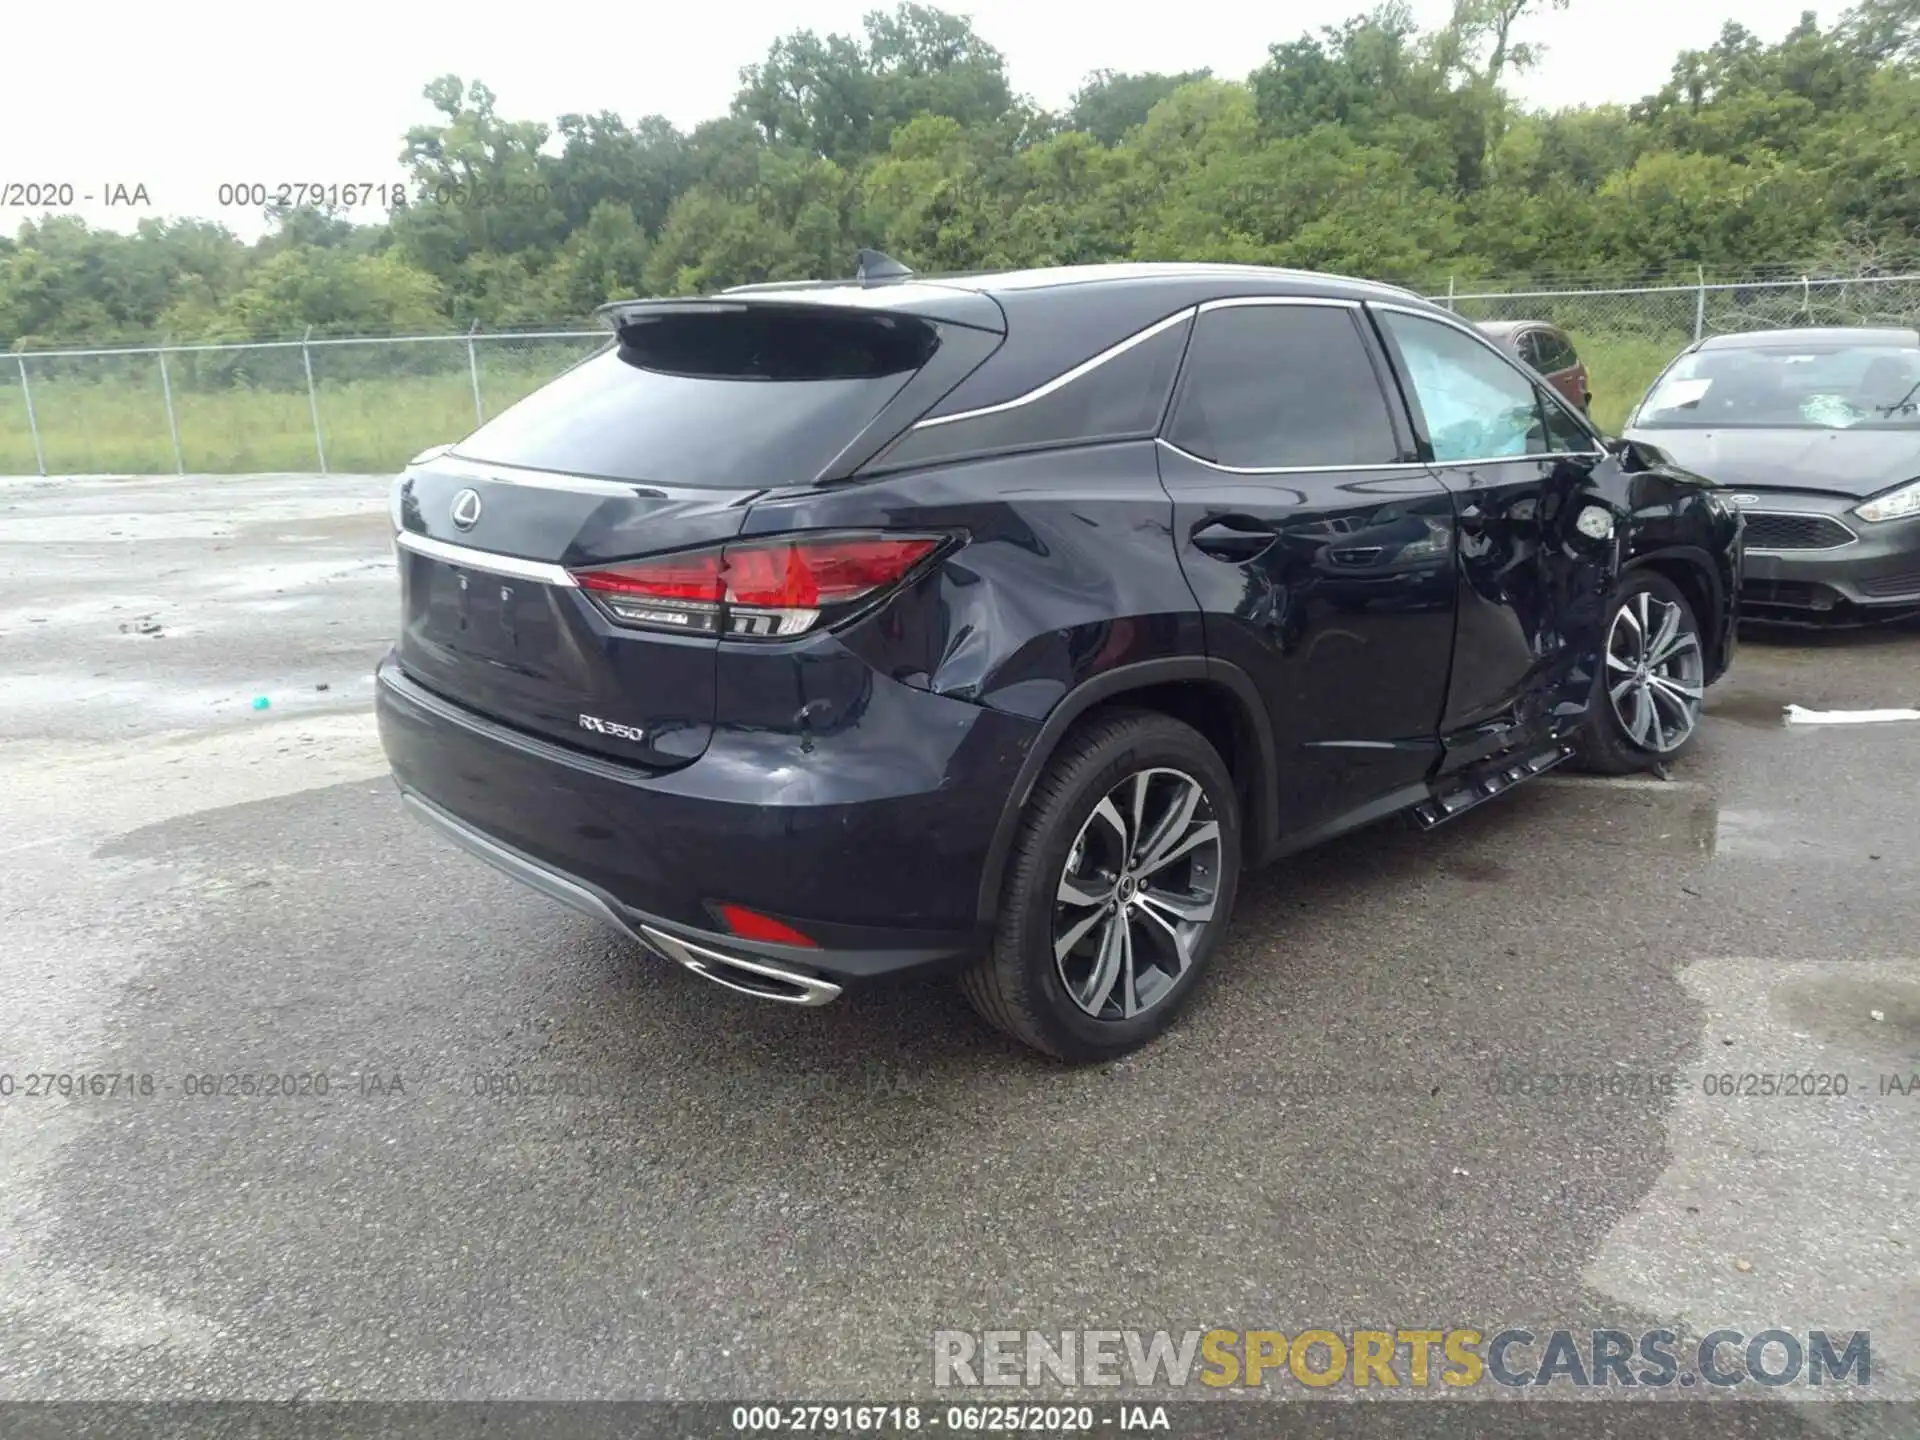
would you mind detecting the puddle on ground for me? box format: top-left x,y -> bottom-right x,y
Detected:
0,670 -> 376,731
1712,807 -> 1791,859
234,511 -> 392,545
1439,855 -> 1512,883
1707,692 -> 1792,729
1587,955 -> 1920,1398
1771,976 -> 1920,1057
0,595 -> 181,632
1533,777 -> 1721,858
206,556 -> 395,596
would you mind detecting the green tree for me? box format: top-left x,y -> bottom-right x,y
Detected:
12,0 -> 1920,354
1065,69 -> 1214,145
209,246 -> 446,340
733,4 -> 1013,164
391,75 -> 570,285
549,113 -> 691,237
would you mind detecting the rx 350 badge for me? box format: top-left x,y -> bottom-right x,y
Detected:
579,713 -> 645,742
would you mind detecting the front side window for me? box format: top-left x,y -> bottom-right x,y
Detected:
1166,304 -> 1400,469
1541,392 -> 1597,452
1377,310 -> 1549,463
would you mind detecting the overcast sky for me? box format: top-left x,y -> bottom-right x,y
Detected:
5,0 -> 1827,243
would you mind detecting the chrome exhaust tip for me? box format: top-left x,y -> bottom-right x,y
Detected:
638,925 -> 843,1007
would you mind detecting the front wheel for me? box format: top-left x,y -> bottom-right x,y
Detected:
1574,570 -> 1707,775
962,710 -> 1242,1062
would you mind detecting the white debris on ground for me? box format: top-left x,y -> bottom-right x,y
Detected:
1784,705 -> 1920,725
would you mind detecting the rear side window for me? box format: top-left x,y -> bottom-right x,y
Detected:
454,307 -> 938,487
1537,330 -> 1578,371
1166,304 -> 1400,469
872,314 -> 1191,471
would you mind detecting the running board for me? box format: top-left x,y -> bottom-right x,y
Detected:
1411,743 -> 1575,830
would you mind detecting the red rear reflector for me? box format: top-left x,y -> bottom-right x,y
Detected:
716,903 -> 818,948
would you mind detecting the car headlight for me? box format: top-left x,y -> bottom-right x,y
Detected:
1854,478 -> 1920,523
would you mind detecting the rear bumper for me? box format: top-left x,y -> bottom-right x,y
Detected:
1737,499 -> 1920,619
399,789 -> 845,1004
375,652 -> 1038,986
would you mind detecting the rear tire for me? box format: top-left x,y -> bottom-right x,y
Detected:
962,709 -> 1241,1062
1573,569 -> 1707,776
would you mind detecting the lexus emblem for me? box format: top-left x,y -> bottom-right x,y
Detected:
1726,494 -> 1760,506
450,489 -> 483,531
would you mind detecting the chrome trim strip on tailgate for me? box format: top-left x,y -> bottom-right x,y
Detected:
393,530 -> 579,586
427,459 -> 661,498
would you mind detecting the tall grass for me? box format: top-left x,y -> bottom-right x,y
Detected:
1574,331 -> 1686,434
0,329 -> 1689,477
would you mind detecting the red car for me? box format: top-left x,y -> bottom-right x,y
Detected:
1477,321 -> 1591,412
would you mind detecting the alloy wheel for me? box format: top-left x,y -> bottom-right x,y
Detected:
1053,767 -> 1223,1021
1605,590 -> 1704,754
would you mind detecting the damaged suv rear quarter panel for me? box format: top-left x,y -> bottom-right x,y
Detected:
738,446 -> 1203,721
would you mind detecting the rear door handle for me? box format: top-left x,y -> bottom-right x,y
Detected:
1191,517 -> 1280,562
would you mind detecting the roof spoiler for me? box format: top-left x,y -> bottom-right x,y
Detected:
598,252 -> 1003,336
593,298 -> 758,335
717,249 -> 916,296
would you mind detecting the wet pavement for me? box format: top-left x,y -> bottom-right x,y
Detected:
1,474 -> 1916,1423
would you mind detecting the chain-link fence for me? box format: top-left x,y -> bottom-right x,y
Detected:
1435,271 -> 1920,431
0,328 -> 606,477
5,272 -> 1920,476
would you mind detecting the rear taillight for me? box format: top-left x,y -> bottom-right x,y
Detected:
571,531 -> 947,640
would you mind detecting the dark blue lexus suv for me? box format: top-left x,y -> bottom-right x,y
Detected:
377,256 -> 1743,1061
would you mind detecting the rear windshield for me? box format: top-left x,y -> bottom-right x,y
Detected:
454,308 -> 938,486
1637,343 -> 1920,430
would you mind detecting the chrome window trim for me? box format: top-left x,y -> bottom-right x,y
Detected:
910,306 -> 1198,430
1739,508 -> 1859,554
394,530 -> 580,586
1368,300 -> 1611,458
907,295 -> 1372,436
908,292 -> 1613,465
1155,438 -> 1430,477
1196,296 -> 1363,314
1157,438 -> 1601,474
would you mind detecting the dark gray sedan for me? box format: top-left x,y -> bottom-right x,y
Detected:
1624,326 -> 1920,623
